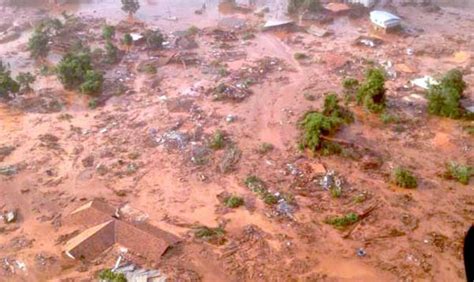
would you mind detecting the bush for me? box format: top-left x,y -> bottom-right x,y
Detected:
28,28 -> 49,59
16,72 -> 36,92
80,70 -> 103,95
145,29 -> 164,50
0,61 -> 19,98
98,269 -> 127,282
257,142 -> 274,154
380,112 -> 400,124
427,69 -> 467,119
444,162 -> 472,185
224,195 -> 244,208
186,26 -> 199,36
356,68 -> 386,113
105,41 -> 120,64
294,52 -> 308,60
123,33 -> 133,47
56,52 -> 93,90
209,130 -> 225,150
299,94 -> 352,152
193,226 -> 226,244
393,167 -> 417,188
325,212 -> 359,229
288,0 -> 321,14
102,25 -> 115,40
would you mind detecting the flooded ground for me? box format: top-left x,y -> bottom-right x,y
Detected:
0,0 -> 473,281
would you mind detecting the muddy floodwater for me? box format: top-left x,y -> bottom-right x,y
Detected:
0,0 -> 473,281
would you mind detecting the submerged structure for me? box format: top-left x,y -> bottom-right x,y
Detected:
370,11 -> 402,29
64,200 -> 179,263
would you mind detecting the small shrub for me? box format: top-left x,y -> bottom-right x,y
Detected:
294,52 -> 308,60
16,72 -> 36,92
56,52 -> 93,90
209,130 -> 225,150
356,68 -> 386,113
102,25 -> 115,40
262,193 -> 278,205
186,26 -> 199,36
0,61 -> 19,98
123,33 -> 133,47
98,269 -> 127,282
329,186 -> 342,198
145,29 -> 164,50
444,162 -> 472,185
224,195 -> 244,208
193,226 -> 226,244
352,194 -> 366,204
88,98 -> 98,109
325,212 -> 359,229
245,175 -> 266,193
28,27 -> 50,59
104,41 -> 120,64
303,92 -> 316,101
393,167 -> 417,189
257,142 -> 274,154
380,112 -> 400,124
80,70 -> 103,95
299,94 -> 352,153
427,69 -> 467,119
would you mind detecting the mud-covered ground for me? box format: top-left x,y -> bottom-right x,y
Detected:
0,1 -> 473,281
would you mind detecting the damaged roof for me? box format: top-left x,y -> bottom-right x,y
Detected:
64,201 -> 179,263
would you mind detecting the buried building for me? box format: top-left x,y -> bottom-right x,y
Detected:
64,200 -> 179,263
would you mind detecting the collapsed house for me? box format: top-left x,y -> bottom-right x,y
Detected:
64,200 -> 179,263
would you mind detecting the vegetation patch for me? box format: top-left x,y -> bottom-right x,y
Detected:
288,0 -> 322,14
193,226 -> 226,244
427,69 -> 467,119
98,269 -> 127,282
325,212 -> 359,229
356,68 -> 386,113
393,167 -> 418,189
443,162 -> 472,185
244,175 -> 278,206
299,94 -> 353,153
0,61 -> 19,98
380,112 -> 400,124
208,130 -> 225,150
257,142 -> 274,155
224,195 -> 244,208
56,52 -> 103,95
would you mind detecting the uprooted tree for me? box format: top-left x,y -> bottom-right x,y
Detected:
356,68 -> 386,113
56,52 -> 103,95
427,69 -> 468,119
299,93 -> 353,154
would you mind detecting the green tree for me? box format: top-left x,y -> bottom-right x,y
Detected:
16,72 -> 36,92
0,61 -> 19,98
102,25 -> 116,40
145,29 -> 164,50
27,28 -> 50,59
123,33 -> 133,48
121,0 -> 140,18
80,70 -> 103,95
427,69 -> 467,119
56,52 -> 93,90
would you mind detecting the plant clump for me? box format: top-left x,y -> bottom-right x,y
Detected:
288,0 -> 322,14
193,226 -> 226,244
393,167 -> 418,189
224,195 -> 244,208
325,212 -> 359,229
299,93 -> 353,153
0,61 -> 19,98
244,175 -> 279,206
356,68 -> 386,113
208,130 -> 225,150
56,52 -> 103,95
427,69 -> 467,119
443,162 -> 472,185
98,269 -> 127,282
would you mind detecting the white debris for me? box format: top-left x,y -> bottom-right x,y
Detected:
411,76 -> 439,90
